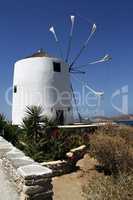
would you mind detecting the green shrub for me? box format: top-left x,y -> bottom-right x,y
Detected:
0,113 -> 6,133
20,128 -> 85,162
0,113 -> 22,146
19,106 -> 87,162
89,133 -> 133,174
3,124 -> 21,146
83,173 -> 133,200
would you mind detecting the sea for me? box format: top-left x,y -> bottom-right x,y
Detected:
115,120 -> 133,126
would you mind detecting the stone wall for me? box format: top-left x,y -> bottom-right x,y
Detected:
42,145 -> 87,176
0,136 -> 53,200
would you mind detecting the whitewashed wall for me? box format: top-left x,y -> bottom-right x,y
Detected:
12,56 -> 73,125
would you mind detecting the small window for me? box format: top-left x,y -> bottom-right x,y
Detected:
53,62 -> 61,72
68,107 -> 71,112
14,85 -> 17,93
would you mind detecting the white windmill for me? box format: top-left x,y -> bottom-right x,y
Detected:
12,14 -> 111,125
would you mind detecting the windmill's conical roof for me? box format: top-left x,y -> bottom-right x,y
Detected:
26,49 -> 51,58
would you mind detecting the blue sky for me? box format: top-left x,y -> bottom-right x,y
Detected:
0,0 -> 133,119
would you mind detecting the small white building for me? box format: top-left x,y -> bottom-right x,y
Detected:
12,50 -> 74,125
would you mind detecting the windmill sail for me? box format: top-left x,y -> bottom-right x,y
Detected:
65,15 -> 75,63
49,26 -> 63,58
49,26 -> 58,41
90,54 -> 112,64
69,23 -> 97,71
72,54 -> 111,70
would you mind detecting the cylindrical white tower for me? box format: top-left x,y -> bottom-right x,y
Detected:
12,50 -> 73,125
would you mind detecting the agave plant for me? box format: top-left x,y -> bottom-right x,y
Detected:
22,106 -> 45,143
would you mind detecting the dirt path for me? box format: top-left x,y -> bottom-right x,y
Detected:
53,155 -> 98,200
53,171 -> 84,200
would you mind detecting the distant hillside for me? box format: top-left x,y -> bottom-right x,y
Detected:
110,114 -> 133,121
91,116 -> 111,122
92,114 -> 133,122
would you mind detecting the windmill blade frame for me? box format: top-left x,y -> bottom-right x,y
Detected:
69,23 -> 97,71
65,15 -> 75,63
71,54 -> 111,70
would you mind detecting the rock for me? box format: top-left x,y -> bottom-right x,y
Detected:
6,153 -> 25,160
17,164 -> 52,180
24,178 -> 50,186
11,158 -> 34,169
30,190 -> 53,200
22,183 -> 53,195
70,145 -> 86,153
0,145 -> 13,158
